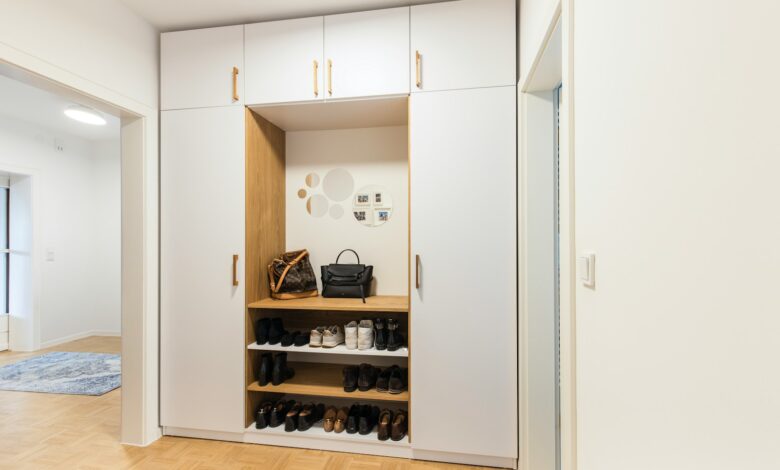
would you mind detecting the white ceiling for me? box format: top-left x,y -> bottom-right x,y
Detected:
0,75 -> 120,142
120,0 -> 448,31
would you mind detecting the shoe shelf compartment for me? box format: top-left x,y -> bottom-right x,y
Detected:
247,295 -> 409,313
248,342 -> 409,358
245,421 -> 409,445
247,362 -> 409,402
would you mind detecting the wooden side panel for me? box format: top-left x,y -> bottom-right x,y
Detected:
245,108 -> 286,426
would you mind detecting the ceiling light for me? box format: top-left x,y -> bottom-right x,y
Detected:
64,105 -> 106,126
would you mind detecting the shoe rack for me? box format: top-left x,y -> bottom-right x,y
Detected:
244,109 -> 410,447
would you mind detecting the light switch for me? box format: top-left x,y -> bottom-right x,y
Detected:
577,252 -> 595,288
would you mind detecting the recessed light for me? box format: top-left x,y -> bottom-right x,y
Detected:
64,105 -> 106,126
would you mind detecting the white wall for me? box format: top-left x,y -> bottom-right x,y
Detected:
286,126 -> 408,295
0,0 -> 159,109
0,115 -> 120,349
518,0 -> 560,83
574,1 -> 780,469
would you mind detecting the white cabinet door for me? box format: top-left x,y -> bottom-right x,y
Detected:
161,25 -> 244,110
324,7 -> 409,100
161,106 -> 245,433
245,17 -> 324,105
411,0 -> 515,92
410,86 -> 517,458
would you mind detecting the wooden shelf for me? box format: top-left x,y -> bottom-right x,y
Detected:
248,295 -> 409,313
247,362 -> 409,402
248,342 -> 408,358
245,422 -> 409,446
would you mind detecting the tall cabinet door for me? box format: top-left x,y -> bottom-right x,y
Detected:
161,25 -> 244,110
324,7 -> 409,99
245,17 -> 324,105
410,86 -> 517,458
161,106 -> 246,432
411,0 -> 515,92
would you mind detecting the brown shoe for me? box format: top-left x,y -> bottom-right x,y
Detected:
391,410 -> 407,441
333,407 -> 349,433
377,409 -> 393,441
323,406 -> 338,432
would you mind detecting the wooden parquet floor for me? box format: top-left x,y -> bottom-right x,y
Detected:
0,336 -> 495,470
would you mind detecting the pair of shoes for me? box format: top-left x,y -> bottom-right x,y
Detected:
345,319 -> 377,350
322,406 -> 350,433
344,319 -> 378,350
310,325 -> 344,348
280,331 -> 309,347
284,402 -> 326,432
376,365 -> 408,394
255,318 -> 288,345
342,363 -> 381,392
257,352 -> 295,386
256,399 -> 296,429
377,409 -> 408,441
343,404 -> 380,435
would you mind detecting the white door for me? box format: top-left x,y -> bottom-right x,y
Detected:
411,0 -> 515,92
245,17 -> 324,105
161,106 -> 245,432
410,86 -> 517,458
324,7 -> 409,100
161,25 -> 244,110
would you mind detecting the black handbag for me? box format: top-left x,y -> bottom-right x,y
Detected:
320,249 -> 373,303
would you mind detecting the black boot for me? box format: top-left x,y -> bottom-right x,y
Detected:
272,352 -> 295,385
359,405 -> 380,435
343,365 -> 359,392
255,318 -> 271,345
268,318 -> 287,345
388,367 -> 408,394
376,365 -> 396,393
386,319 -> 404,352
357,363 -> 379,392
257,353 -> 273,386
346,404 -> 361,434
374,318 -> 387,350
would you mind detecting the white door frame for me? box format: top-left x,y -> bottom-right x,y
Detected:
0,45 -> 160,446
518,0 -> 577,469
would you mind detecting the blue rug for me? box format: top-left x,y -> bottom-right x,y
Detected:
0,352 -> 121,396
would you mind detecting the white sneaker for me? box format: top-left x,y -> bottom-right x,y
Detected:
357,319 -> 374,350
310,326 -> 326,347
322,325 -> 345,348
344,321 -> 359,350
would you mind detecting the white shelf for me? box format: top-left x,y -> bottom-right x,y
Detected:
245,422 -> 409,446
248,342 -> 409,358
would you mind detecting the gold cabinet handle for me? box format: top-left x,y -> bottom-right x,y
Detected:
232,254 -> 239,287
415,51 -> 422,89
313,60 -> 319,97
415,254 -> 421,289
232,67 -> 239,102
327,59 -> 333,96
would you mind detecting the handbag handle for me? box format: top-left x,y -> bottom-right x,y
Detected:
270,250 -> 309,293
335,249 -> 360,264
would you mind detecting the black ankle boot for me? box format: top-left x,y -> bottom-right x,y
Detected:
386,319 -> 403,352
343,365 -> 359,392
255,318 -> 271,345
358,405 -> 380,435
272,352 -> 295,385
374,318 -> 387,350
357,363 -> 379,392
268,318 -> 287,345
257,353 -> 273,386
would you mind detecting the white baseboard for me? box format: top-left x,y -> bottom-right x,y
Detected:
40,330 -> 121,349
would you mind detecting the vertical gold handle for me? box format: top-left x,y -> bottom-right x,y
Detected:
313,60 -> 319,97
327,59 -> 333,96
415,254 -> 421,289
415,51 -> 422,89
232,254 -> 239,287
232,67 -> 239,102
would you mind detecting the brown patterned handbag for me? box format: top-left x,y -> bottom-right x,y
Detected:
267,249 -> 319,300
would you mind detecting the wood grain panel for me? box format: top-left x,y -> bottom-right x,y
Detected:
245,107 -> 286,427
249,295 -> 408,312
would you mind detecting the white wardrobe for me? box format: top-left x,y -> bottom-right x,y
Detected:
160,0 -> 517,467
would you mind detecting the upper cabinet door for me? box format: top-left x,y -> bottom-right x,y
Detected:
411,0 -> 515,92
245,17 -> 324,105
161,25 -> 244,110
324,7 -> 409,100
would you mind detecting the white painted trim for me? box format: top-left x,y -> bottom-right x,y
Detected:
518,0 -> 562,92
0,37 -> 160,446
39,331 -> 121,349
